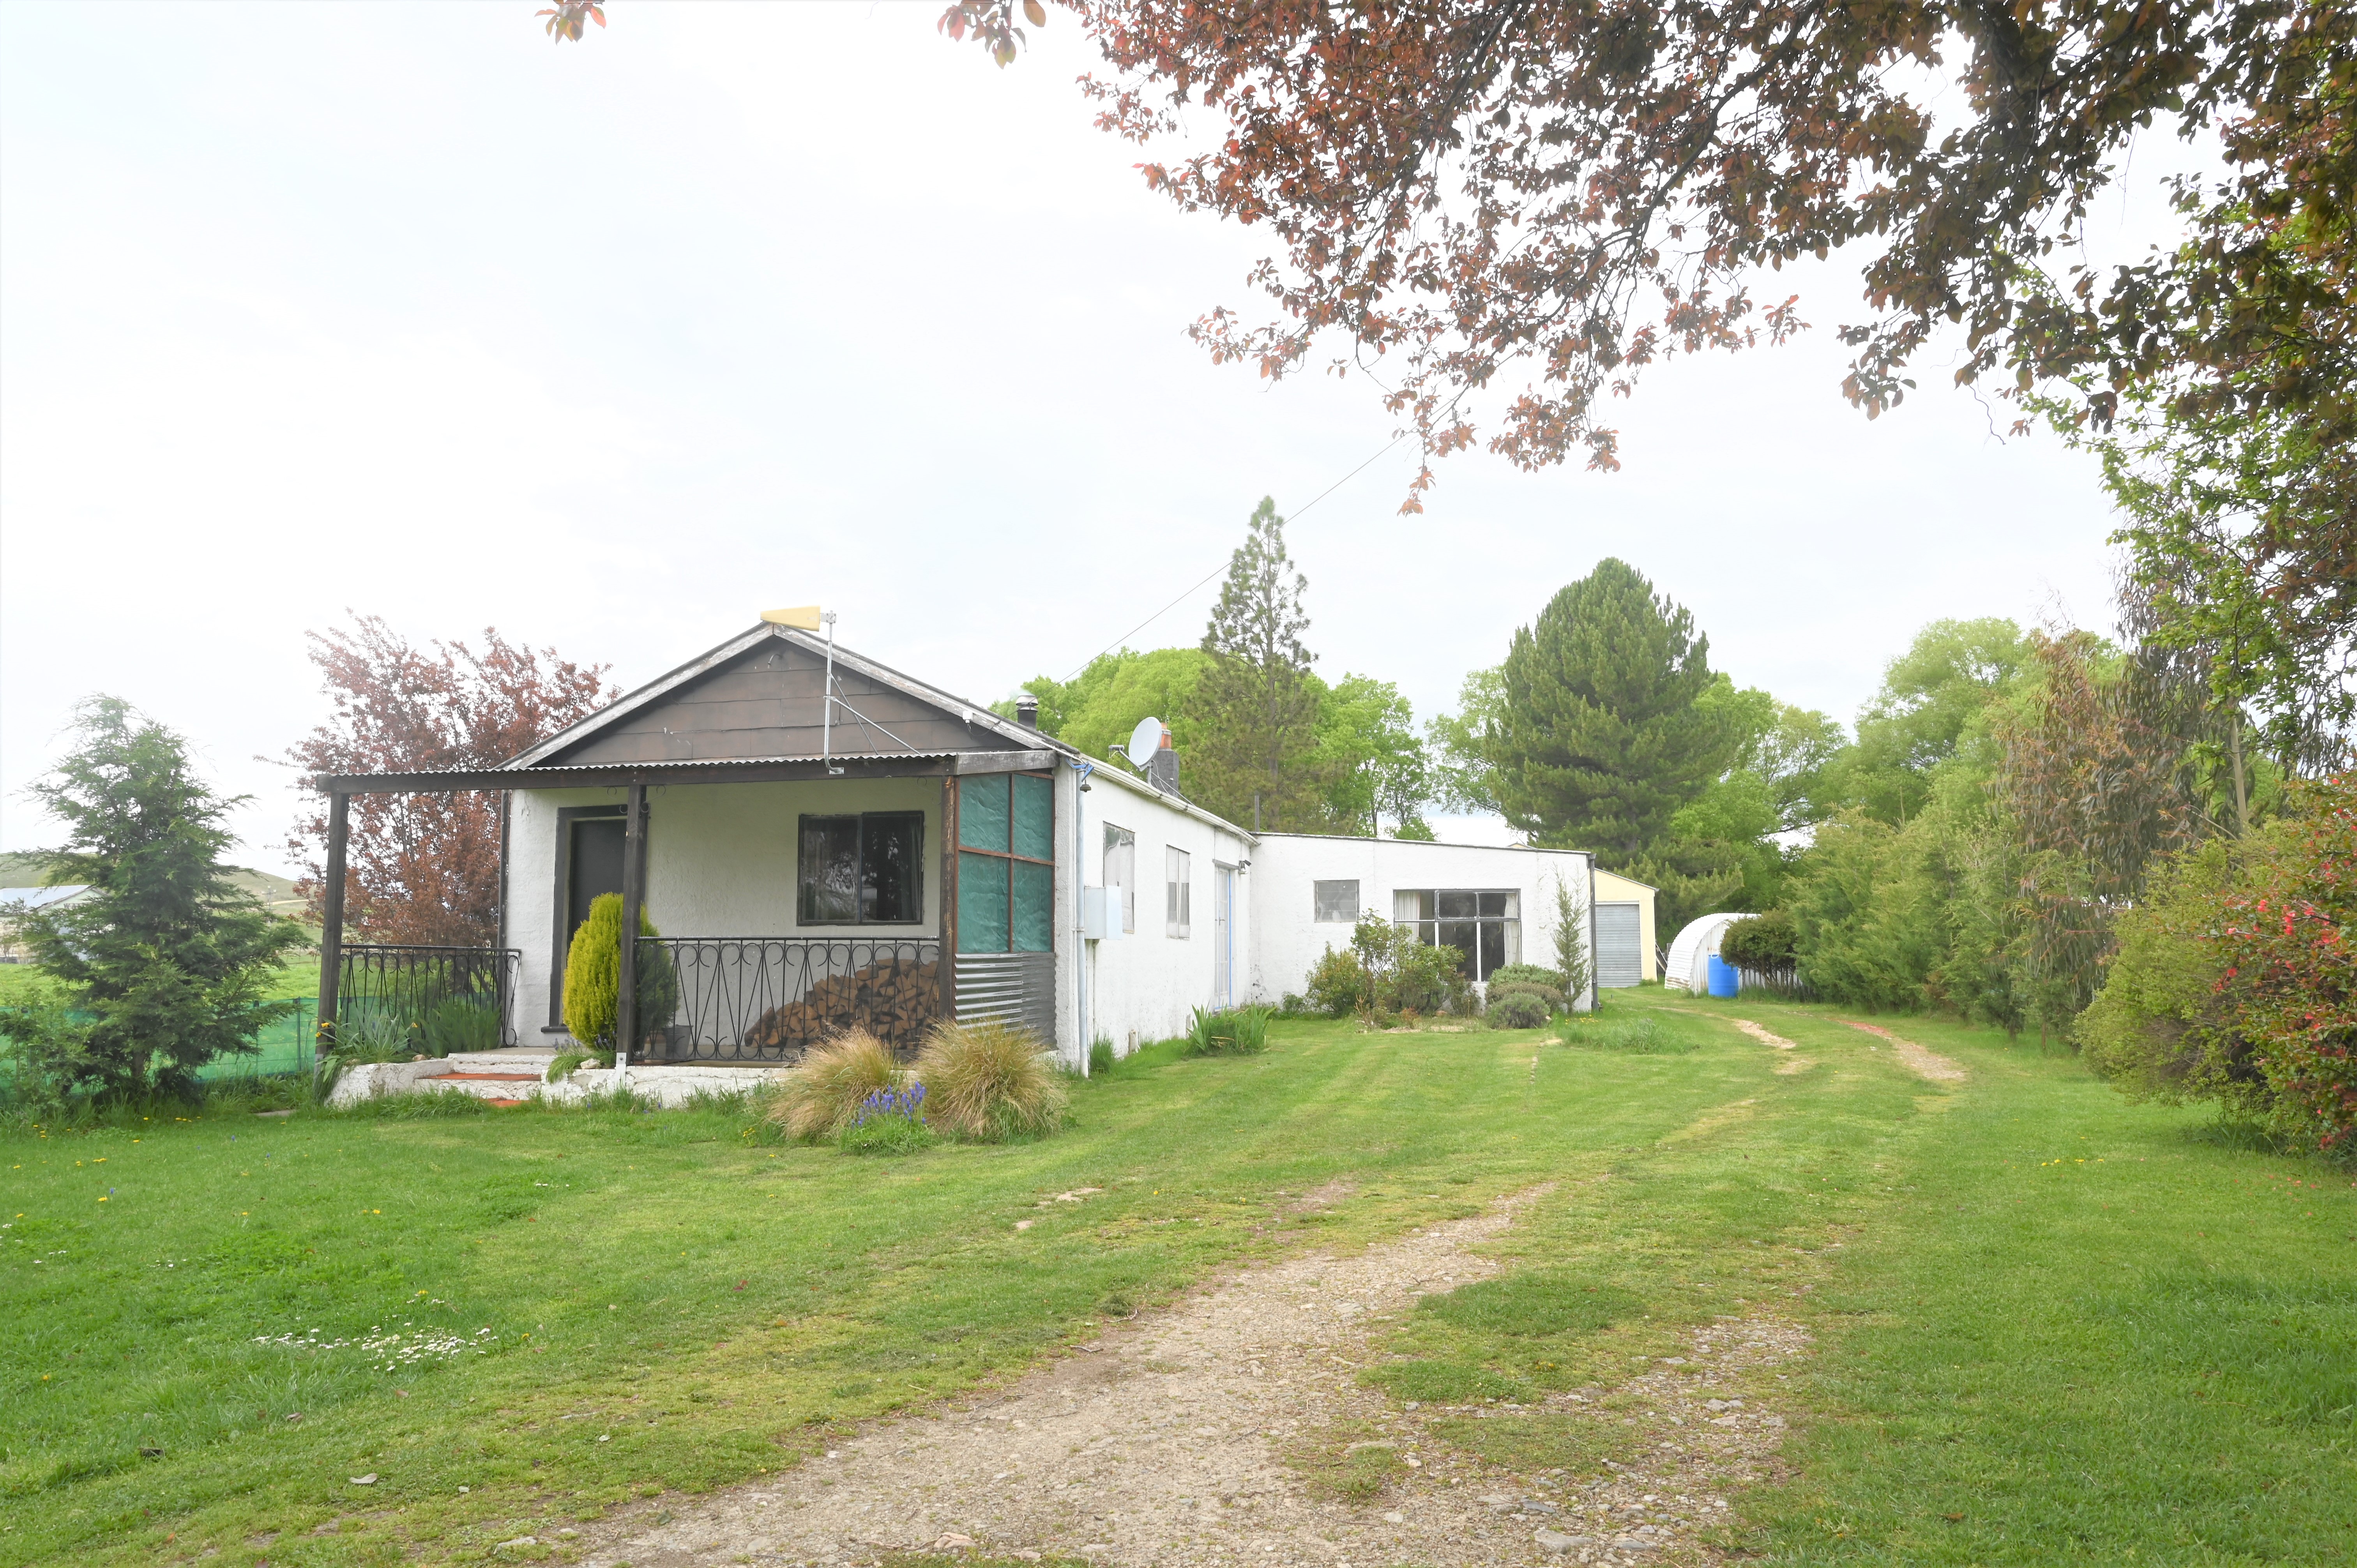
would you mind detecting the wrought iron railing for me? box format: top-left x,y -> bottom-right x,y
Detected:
336,945 -> 519,1054
642,936 -> 943,1063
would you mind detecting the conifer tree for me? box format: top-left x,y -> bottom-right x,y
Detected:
1493,560 -> 1734,868
1188,498 -> 1327,830
5,697 -> 304,1101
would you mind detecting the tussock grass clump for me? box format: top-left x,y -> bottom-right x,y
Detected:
768,1030 -> 900,1143
916,1019 -> 1067,1141
1184,1005 -> 1271,1056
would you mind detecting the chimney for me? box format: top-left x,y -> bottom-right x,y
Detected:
1015,694 -> 1039,729
1147,724 -> 1182,796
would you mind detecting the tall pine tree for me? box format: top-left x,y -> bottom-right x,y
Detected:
7,697 -> 304,1101
1493,560 -> 1735,874
1188,499 -> 1327,830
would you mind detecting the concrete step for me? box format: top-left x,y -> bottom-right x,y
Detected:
443,1049 -> 558,1073
417,1070 -> 548,1102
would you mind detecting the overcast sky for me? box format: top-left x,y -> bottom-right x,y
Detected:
2,2 -> 2190,875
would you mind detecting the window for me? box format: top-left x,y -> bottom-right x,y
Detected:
1394,888 -> 1520,980
1313,879 -> 1360,922
957,773 -> 1055,952
1166,846 -> 1192,938
1103,824 -> 1136,933
799,812 -> 924,925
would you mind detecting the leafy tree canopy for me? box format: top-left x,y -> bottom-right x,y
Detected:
283,614 -> 614,944
1831,618 -> 2032,823
930,0 -> 2350,508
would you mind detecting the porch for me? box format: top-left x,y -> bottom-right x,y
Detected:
313,751 -> 1066,1068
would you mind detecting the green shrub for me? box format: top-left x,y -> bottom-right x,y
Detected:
916,1018 -> 1067,1141
1184,1005 -> 1271,1056
1484,991 -> 1552,1029
1088,1037 -> 1116,1075
560,893 -> 680,1050
1488,980 -> 1567,1010
1720,909 -> 1798,971
767,1030 -> 900,1142
1487,963 -> 1567,991
1555,1014 -> 1691,1054
1302,946 -> 1367,1018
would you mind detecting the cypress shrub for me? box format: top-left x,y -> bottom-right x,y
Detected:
561,893 -> 678,1051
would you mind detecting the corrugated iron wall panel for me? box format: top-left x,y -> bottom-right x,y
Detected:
953,950 -> 1057,1043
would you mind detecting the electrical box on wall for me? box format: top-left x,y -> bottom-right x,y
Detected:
1080,887 -> 1122,941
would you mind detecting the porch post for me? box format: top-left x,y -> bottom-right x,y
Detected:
619,780 -> 646,1055
940,777 -> 959,1024
315,790 -> 349,1054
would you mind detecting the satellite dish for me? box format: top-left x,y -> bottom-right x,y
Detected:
1126,716 -> 1164,768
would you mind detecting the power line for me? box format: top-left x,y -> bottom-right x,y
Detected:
1057,433 -> 1409,682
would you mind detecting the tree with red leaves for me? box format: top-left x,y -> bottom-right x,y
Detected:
282,616 -> 616,946
938,0 -> 2350,510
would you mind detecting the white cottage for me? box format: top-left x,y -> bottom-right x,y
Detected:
309,618 -> 1613,1087
1246,834 -> 1597,1012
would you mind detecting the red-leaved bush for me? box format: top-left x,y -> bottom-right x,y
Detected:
2214,777 -> 2357,1156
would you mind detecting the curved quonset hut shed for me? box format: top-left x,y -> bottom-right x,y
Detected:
1665,913 -> 1748,993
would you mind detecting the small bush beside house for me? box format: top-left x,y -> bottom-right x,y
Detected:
560,892 -> 678,1053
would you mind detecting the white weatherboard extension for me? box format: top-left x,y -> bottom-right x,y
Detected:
311,619 -> 1659,1103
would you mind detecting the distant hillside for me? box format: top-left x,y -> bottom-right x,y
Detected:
0,852 -> 309,920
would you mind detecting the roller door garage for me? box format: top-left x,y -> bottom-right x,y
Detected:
1595,901 -> 1643,988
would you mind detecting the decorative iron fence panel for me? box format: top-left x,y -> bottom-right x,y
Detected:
337,945 -> 519,1054
644,937 -> 943,1062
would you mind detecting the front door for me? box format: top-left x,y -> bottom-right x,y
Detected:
556,814 -> 626,1006
1212,865 -> 1236,1009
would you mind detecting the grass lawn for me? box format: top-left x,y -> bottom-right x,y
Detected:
3,990 -> 2350,1566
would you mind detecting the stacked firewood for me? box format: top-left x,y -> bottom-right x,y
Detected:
746,955 -> 942,1054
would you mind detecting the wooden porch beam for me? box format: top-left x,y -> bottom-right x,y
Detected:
311,750 -> 1057,795
619,780 -> 646,1058
316,791 -> 348,1053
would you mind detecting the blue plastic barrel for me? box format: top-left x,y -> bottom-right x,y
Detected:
1706,954 -> 1739,998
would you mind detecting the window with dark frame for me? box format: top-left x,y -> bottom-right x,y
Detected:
958,773 -> 1055,953
797,811 -> 924,925
1393,888 -> 1521,981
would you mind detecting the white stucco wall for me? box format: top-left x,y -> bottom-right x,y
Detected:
1068,766 -> 1254,1056
508,778 -> 947,1038
1245,835 -> 1597,1011
508,768 -> 1249,1061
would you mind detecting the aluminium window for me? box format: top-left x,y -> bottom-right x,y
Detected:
957,773 -> 1055,953
799,812 -> 924,925
1313,879 -> 1360,922
1166,846 -> 1192,938
1394,888 -> 1520,980
1103,824 -> 1136,934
